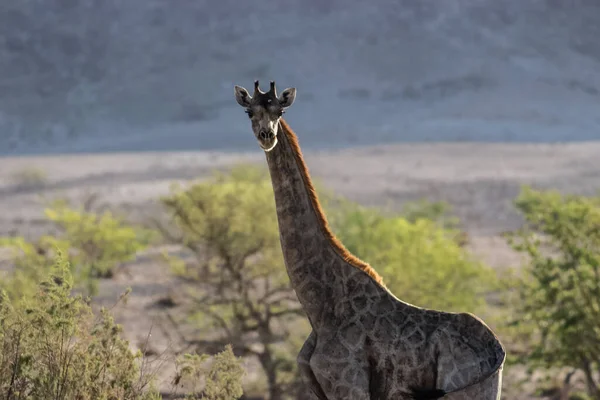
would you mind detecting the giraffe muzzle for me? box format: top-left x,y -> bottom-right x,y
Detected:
257,130 -> 278,152
259,130 -> 275,140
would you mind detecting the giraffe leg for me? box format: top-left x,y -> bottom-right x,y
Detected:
309,337 -> 371,400
297,331 -> 328,400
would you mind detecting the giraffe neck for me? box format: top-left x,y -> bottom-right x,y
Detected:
264,119 -> 385,325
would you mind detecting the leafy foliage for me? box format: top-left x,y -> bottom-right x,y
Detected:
44,199 -> 156,279
327,199 -> 494,312
0,199 -> 154,297
160,165 -> 304,400
400,198 -> 459,230
174,345 -> 245,400
0,254 -> 160,400
507,186 -> 600,398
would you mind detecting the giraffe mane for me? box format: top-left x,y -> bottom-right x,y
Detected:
279,118 -> 386,288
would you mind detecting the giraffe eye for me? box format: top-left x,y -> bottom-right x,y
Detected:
245,109 -> 253,118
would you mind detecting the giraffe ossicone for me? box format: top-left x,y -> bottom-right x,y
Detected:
234,81 -> 506,400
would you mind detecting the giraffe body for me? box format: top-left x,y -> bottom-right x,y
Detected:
234,81 -> 505,399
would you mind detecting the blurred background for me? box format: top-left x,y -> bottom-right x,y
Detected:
1,0 -> 599,155
1,1 -> 600,400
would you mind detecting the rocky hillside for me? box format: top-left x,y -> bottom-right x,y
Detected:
1,0 -> 599,155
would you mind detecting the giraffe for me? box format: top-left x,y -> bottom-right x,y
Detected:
233,81 -> 506,400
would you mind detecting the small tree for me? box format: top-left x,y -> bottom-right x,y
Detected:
160,165 -> 305,400
0,198 -> 154,297
326,199 -> 494,313
0,254 -> 161,400
507,186 -> 600,398
173,344 -> 245,400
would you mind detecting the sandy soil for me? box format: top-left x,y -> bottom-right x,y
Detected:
1,141 -> 599,398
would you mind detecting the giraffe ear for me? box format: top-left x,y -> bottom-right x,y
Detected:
234,85 -> 252,107
278,88 -> 296,108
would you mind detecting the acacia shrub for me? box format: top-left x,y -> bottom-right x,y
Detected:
506,186 -> 600,398
159,165 -> 304,400
0,254 -> 161,400
325,198 -> 494,313
173,345 -> 245,400
0,198 -> 155,297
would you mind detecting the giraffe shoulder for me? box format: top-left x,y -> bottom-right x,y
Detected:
435,312 -> 506,393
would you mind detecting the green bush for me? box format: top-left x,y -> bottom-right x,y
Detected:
0,254 -> 161,400
506,186 -> 600,398
327,199 -> 494,312
174,345 -> 245,400
160,165 -> 304,400
400,198 -> 459,230
0,199 -> 155,297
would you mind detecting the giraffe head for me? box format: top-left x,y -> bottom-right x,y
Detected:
234,80 -> 296,152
